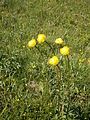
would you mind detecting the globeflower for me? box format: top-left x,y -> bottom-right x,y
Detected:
37,34 -> 46,43
60,46 -> 70,55
48,56 -> 59,66
55,38 -> 64,45
27,39 -> 36,48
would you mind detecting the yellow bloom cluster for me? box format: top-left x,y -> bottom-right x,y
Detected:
55,38 -> 64,45
48,56 -> 59,66
37,34 -> 46,44
27,39 -> 36,48
27,34 -> 70,66
27,34 -> 46,48
60,46 -> 70,56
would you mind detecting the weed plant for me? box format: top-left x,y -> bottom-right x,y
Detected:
0,0 -> 90,120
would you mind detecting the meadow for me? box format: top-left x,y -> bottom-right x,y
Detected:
0,0 -> 90,120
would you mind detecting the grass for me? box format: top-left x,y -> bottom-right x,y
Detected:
0,0 -> 90,120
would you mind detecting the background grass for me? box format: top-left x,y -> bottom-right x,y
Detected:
0,0 -> 90,120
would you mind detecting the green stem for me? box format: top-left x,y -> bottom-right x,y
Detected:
56,64 -> 65,119
35,46 -> 43,56
45,41 -> 55,55
56,65 -> 61,118
67,56 -> 70,69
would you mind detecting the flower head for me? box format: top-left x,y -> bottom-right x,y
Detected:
48,56 -> 59,66
60,46 -> 70,55
27,39 -> 36,48
55,38 -> 64,45
37,34 -> 46,43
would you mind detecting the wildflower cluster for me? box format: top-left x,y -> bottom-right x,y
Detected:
27,34 -> 46,48
27,34 -> 70,66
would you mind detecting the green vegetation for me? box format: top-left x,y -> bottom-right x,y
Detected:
0,0 -> 90,120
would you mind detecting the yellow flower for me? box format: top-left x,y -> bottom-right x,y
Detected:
48,56 -> 59,66
27,39 -> 36,48
37,34 -> 46,43
60,46 -> 70,55
55,38 -> 64,45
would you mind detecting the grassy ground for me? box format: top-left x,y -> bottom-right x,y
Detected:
0,0 -> 90,120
